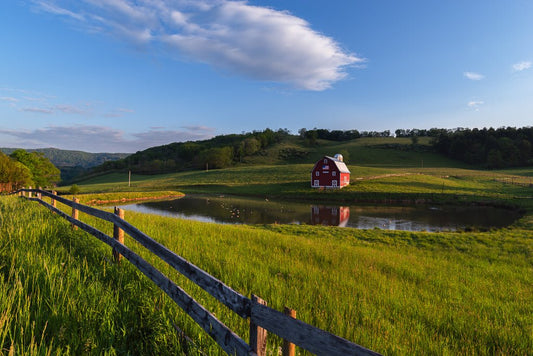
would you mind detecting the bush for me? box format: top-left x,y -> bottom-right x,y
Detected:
69,184 -> 81,194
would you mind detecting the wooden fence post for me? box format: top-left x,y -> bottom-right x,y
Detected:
250,295 -> 268,356
51,191 -> 57,208
71,197 -> 79,230
28,186 -> 32,198
113,207 -> 125,262
282,307 -> 297,356
37,187 -> 42,199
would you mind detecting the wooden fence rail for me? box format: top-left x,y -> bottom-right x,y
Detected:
13,188 -> 381,356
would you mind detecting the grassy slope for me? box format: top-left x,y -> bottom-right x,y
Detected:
0,197 -> 187,355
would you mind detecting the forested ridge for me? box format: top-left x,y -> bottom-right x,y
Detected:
2,126 -> 530,189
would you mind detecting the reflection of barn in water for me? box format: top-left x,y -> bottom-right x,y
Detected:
311,206 -> 350,227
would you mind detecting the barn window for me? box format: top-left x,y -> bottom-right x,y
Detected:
332,180 -> 337,187
315,171 -> 319,176
332,171 -> 336,176
314,180 -> 319,187
323,159 -> 327,164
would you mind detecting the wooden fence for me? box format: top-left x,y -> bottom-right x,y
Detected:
13,188 -> 381,356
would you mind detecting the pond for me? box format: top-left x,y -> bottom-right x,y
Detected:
117,195 -> 520,232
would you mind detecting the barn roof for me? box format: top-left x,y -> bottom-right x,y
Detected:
325,156 -> 351,174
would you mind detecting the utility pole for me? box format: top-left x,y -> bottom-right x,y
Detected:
128,170 -> 131,187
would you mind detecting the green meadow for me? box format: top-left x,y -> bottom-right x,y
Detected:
2,138 -> 532,354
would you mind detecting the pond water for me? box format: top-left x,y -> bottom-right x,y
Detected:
117,195 -> 520,232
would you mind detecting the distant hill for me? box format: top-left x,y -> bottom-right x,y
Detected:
65,126 -> 533,182
89,128 -> 461,176
0,147 -> 130,183
0,147 -> 130,168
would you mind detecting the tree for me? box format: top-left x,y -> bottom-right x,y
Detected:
10,149 -> 61,187
197,147 -> 233,169
69,184 -> 81,194
0,152 -> 32,191
243,138 -> 261,156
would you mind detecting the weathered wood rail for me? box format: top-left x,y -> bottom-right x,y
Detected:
14,188 -> 381,356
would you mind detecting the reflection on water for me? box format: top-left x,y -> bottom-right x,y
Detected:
311,206 -> 350,227
118,195 -> 520,232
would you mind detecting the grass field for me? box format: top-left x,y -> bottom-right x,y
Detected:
1,193 -> 531,355
3,138 -> 533,354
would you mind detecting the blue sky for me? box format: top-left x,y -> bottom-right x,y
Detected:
1,0 -> 532,153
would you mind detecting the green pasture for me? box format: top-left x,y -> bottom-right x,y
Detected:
4,139 -> 533,354
1,194 -> 531,355
61,164 -> 532,215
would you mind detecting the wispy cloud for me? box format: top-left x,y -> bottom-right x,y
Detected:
464,72 -> 485,81
21,107 -> 54,114
0,125 -> 215,152
1,87 -> 132,118
33,0 -> 85,21
20,104 -> 92,115
0,97 -> 19,102
31,0 -> 362,90
104,107 -> 135,117
512,61 -> 531,72
467,100 -> 484,111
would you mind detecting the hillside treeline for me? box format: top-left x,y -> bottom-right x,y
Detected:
93,128 -> 291,174
298,128 -> 391,144
0,150 -> 60,192
431,127 -> 532,168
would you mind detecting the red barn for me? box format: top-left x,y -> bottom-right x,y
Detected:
311,154 -> 350,189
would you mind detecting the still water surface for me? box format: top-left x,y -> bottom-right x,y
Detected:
118,195 -> 519,232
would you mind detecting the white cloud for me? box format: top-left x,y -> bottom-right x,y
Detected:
0,125 -> 215,152
464,72 -> 484,81
512,61 -> 531,72
33,0 -> 85,21
467,100 -> 484,111
32,0 -> 362,90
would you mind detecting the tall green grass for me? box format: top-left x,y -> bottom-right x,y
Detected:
4,195 -> 530,355
0,197 -> 190,355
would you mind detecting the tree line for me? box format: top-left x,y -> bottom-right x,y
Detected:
298,128 -> 392,145
431,127 -> 532,168
299,126 -> 532,168
0,149 -> 60,192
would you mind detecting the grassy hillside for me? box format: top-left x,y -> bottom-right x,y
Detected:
2,194 -> 531,355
